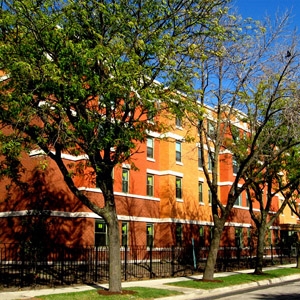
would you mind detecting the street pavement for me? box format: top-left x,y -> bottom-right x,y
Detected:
0,264 -> 298,300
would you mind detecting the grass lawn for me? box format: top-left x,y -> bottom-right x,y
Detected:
28,267 -> 300,299
167,267 -> 300,290
36,287 -> 182,300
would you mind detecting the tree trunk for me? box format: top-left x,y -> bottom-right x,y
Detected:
107,207 -> 122,292
203,221 -> 224,280
254,224 -> 266,275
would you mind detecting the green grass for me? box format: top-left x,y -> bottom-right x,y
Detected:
167,267 -> 300,290
36,287 -> 182,300
24,267 -> 300,299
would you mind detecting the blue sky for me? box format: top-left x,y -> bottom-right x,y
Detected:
234,0 -> 300,30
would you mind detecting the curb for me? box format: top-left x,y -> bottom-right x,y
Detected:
155,274 -> 300,300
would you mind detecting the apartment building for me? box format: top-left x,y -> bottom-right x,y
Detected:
0,104 -> 298,250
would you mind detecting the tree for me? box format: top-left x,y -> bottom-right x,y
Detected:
0,0 -> 229,292
193,9 -> 300,280
246,149 -> 300,274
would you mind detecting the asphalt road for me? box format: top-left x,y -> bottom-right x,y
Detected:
201,279 -> 300,300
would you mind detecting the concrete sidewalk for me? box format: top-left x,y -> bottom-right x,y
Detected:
0,264 -> 298,300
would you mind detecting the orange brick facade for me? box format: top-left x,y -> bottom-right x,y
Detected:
0,105 -> 298,250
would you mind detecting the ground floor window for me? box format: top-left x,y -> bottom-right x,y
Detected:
121,222 -> 128,246
199,226 -> 205,247
176,223 -> 182,246
235,227 -> 243,248
95,220 -> 107,246
146,223 -> 154,247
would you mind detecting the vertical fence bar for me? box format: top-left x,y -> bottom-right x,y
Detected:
60,247 -> 64,285
124,244 -> 128,281
149,243 -> 153,279
95,246 -> 98,283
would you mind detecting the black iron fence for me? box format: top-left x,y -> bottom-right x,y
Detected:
0,243 -> 296,288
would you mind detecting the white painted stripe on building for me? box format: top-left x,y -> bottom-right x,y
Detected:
77,187 -> 161,201
146,169 -> 183,177
0,75 -> 10,82
29,149 -> 89,161
0,210 -> 254,228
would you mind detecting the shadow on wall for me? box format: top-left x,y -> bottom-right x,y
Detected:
0,166 -> 93,247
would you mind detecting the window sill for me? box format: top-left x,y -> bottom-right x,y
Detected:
176,161 -> 183,166
176,198 -> 184,202
147,158 -> 155,162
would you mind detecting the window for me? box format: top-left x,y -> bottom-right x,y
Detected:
147,138 -> 154,159
208,155 -> 213,171
235,194 -> 242,206
208,189 -> 212,204
266,230 -> 272,246
231,125 -> 240,141
246,193 -> 251,207
95,220 -> 107,246
146,174 -> 154,197
198,182 -> 203,203
209,226 -> 214,242
122,168 -> 129,193
247,228 -> 251,247
147,109 -> 155,122
176,141 -> 181,162
146,223 -> 154,247
198,148 -> 203,168
207,120 -> 216,139
199,226 -> 205,247
121,222 -> 128,246
176,223 -> 182,246
176,117 -> 182,127
233,156 -> 238,174
176,177 -> 182,199
235,227 -> 243,248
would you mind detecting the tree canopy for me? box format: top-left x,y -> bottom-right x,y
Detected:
0,0 -> 230,291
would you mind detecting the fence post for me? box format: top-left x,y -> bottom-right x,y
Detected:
149,243 -> 153,279
124,244 -> 128,281
20,246 -> 25,288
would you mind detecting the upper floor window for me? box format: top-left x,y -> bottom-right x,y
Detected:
147,109 -> 155,122
122,168 -> 129,193
246,193 -> 250,207
207,120 -> 216,139
198,148 -> 203,168
208,155 -> 213,171
146,174 -> 154,197
147,138 -> 154,159
176,141 -> 182,163
231,125 -> 240,141
235,194 -> 242,206
208,189 -> 212,204
233,156 -> 238,175
176,177 -> 182,199
198,182 -> 203,203
176,117 -> 182,128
